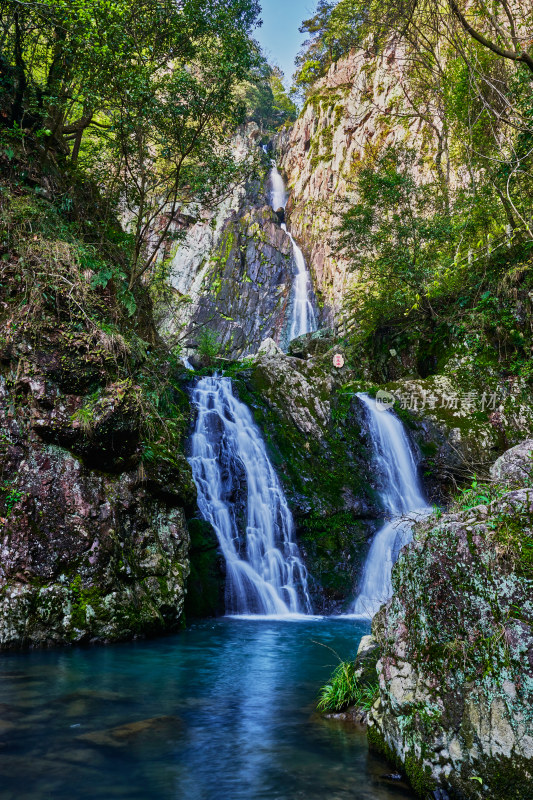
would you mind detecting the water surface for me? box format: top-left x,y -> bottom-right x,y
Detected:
0,618 -> 414,800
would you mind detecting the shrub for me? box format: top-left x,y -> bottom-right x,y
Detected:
317,659 -> 379,712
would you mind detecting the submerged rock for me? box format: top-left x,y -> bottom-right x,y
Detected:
77,715 -> 182,748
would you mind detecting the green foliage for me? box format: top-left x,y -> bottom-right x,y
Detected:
197,328 -> 221,363
317,658 -> 378,712
0,0 -> 262,289
340,145 -> 454,333
294,0 -> 368,98
2,484 -> 24,516
239,63 -> 298,131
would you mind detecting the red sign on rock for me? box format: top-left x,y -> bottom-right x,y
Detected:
333,353 -> 345,368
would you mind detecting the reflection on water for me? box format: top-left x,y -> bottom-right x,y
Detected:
0,619 -> 414,800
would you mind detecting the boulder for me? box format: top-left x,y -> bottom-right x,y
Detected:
255,338 -> 283,358
288,329 -> 335,360
367,446 -> 533,798
490,439 -> 533,487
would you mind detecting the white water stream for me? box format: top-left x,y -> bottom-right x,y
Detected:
351,394 -> 431,618
269,165 -> 318,340
189,375 -> 313,616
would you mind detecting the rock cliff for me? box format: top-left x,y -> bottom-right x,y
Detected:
159,127 -> 299,359
279,45 -> 446,324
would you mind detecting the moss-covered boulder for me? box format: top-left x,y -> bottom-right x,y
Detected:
367,443 -> 533,798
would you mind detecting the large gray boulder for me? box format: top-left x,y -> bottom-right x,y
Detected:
490,439 -> 533,487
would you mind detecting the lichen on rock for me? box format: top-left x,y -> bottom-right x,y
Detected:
367,441 -> 533,798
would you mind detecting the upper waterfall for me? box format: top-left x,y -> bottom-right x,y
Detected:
188,375 -> 313,616
268,165 -> 318,341
352,393 -> 430,618
269,164 -> 287,211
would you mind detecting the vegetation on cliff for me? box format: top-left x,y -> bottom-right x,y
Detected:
297,0 -> 533,394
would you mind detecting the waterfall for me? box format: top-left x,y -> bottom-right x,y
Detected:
269,163 -> 287,211
188,375 -> 313,616
283,226 -> 318,341
268,165 -> 318,340
352,394 -> 430,618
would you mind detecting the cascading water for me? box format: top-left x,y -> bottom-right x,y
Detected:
285,233 -> 318,341
352,393 -> 431,618
268,165 -> 318,340
188,375 -> 313,616
269,163 -> 287,211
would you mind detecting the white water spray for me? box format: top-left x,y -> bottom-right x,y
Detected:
284,228 -> 318,341
269,163 -> 287,211
352,394 -> 431,618
268,164 -> 317,340
189,375 -> 313,616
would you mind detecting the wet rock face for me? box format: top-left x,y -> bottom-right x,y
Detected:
368,442 -> 533,798
232,347 -> 381,612
181,205 -> 295,359
0,333 -> 195,649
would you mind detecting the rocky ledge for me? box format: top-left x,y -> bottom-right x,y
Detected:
0,328 -> 195,649
367,440 -> 533,799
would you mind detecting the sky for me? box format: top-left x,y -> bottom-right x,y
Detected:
254,0 -> 318,87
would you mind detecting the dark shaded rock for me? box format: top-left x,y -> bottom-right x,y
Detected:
175,204 -> 297,359
185,517 -> 225,618
288,329 -> 336,359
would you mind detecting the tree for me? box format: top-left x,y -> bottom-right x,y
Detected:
338,146 -> 454,329
0,0 -> 262,287
293,0 -> 367,98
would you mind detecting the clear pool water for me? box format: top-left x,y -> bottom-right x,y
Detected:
0,618 -> 414,800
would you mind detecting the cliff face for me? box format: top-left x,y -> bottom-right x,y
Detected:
279,45 -> 445,324
163,204 -> 295,358
159,127 -> 298,359
0,347 -> 195,648
368,441 -> 533,799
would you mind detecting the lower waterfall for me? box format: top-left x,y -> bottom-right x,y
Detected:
188,375 -> 313,616
352,393 -> 431,618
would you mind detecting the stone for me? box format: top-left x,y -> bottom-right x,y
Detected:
256,338 -> 283,358
367,449 -> 533,798
490,439 -> 533,487
354,635 -> 380,686
77,715 -> 182,748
